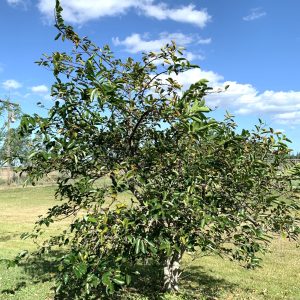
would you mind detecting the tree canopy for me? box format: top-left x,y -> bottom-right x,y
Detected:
0,99 -> 22,167
17,1 -> 300,298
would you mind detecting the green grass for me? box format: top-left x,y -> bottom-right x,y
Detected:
0,186 -> 299,299
0,186 -> 58,300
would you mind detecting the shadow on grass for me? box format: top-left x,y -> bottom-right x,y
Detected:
1,281 -> 26,295
111,264 -> 237,300
0,250 -> 61,296
180,266 -> 237,300
0,232 -> 20,242
1,254 -> 238,299
20,250 -> 62,283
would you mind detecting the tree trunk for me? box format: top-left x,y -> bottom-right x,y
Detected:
163,252 -> 183,292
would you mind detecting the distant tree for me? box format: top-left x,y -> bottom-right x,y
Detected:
0,102 -> 6,142
289,152 -> 300,159
0,127 -> 32,167
18,1 -> 300,298
0,98 -> 22,167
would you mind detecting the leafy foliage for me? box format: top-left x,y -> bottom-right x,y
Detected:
18,1 -> 300,298
0,99 -> 21,138
0,128 -> 33,167
0,99 -> 23,167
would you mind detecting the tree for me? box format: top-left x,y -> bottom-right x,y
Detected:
0,99 -> 32,168
0,98 -> 22,172
19,1 -> 300,298
0,127 -> 32,167
0,98 -> 21,143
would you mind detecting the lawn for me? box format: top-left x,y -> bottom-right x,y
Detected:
0,186 -> 299,299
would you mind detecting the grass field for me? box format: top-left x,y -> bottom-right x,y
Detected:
0,186 -> 299,300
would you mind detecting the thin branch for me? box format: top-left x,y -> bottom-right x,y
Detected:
0,99 -> 19,106
128,109 -> 152,153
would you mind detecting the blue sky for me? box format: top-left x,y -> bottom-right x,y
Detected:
1,0 -> 300,151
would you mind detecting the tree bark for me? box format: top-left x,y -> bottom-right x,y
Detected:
163,252 -> 183,292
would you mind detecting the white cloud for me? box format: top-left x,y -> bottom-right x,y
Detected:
37,0 -> 211,27
274,128 -> 285,133
139,3 -> 211,28
6,0 -> 28,8
38,0 -> 137,24
209,83 -> 300,124
112,32 -> 211,63
2,79 -> 22,90
7,0 -> 23,5
172,68 -> 223,87
197,38 -> 212,45
113,32 -> 196,53
185,52 -> 205,61
160,68 -> 300,124
43,94 -> 53,101
31,85 -> 49,93
113,32 -> 209,62
243,8 -> 266,21
274,112 -> 300,125
23,93 -> 31,98
206,80 -> 300,124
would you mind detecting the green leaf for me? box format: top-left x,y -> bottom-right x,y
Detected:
135,238 -> 141,254
73,262 -> 87,279
140,240 -> 146,254
101,272 -> 111,286
55,33 -> 62,40
90,88 -> 99,101
125,274 -> 131,285
87,216 -> 97,223
112,278 -> 125,285
63,274 -> 69,284
200,218 -> 206,228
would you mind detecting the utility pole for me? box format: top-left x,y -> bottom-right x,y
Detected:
0,98 -> 18,185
